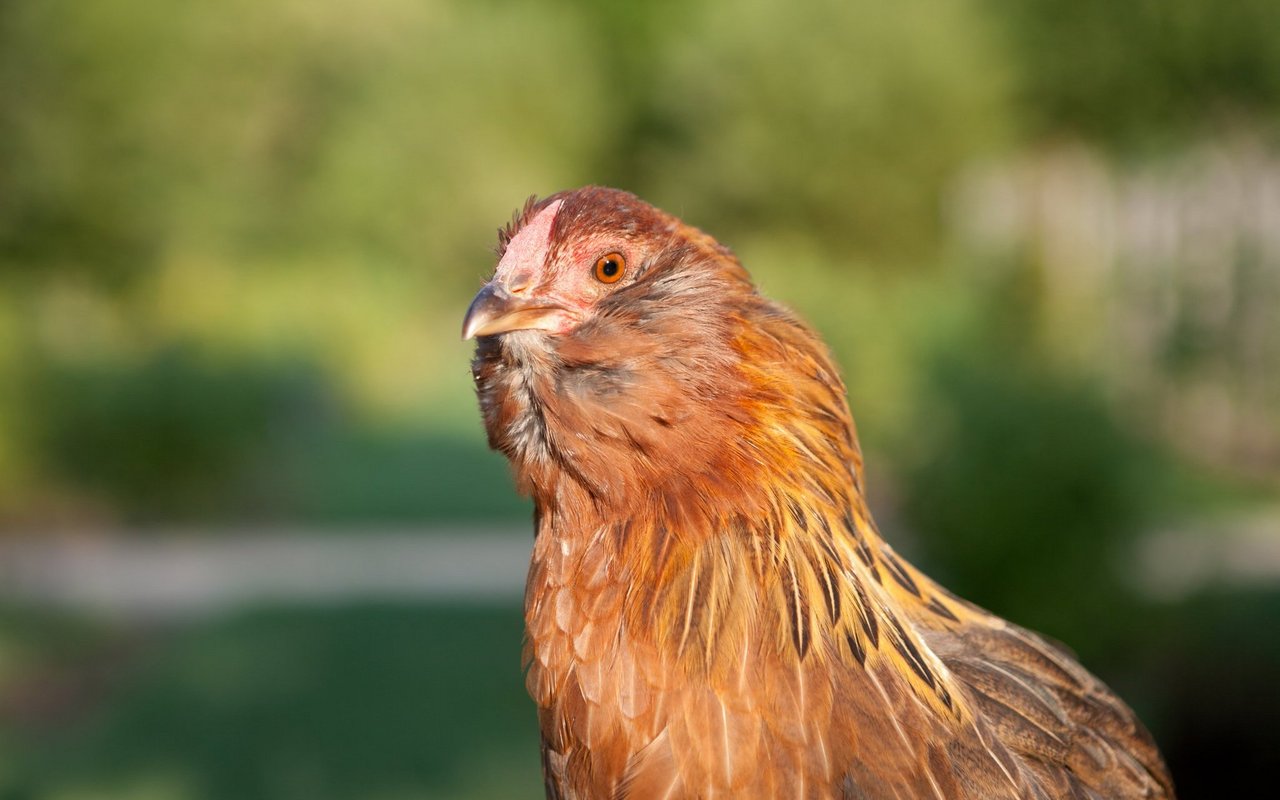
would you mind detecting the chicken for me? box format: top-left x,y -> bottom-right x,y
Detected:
463,186 -> 1175,799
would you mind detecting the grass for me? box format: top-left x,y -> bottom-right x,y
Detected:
0,604 -> 542,800
2,583 -> 1279,797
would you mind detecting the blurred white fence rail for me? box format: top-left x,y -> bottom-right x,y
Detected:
951,139 -> 1280,473
0,530 -> 530,620
1,520 -> 1278,621
1133,511 -> 1280,601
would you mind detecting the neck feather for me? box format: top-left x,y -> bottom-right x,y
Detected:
476,278 -> 966,722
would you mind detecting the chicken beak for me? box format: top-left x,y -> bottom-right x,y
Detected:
461,282 -> 568,340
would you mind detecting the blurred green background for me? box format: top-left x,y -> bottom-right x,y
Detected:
2,0 -> 1279,797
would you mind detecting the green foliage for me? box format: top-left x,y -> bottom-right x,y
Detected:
639,0 -> 1012,258
987,0 -> 1280,147
1,0 -> 1272,526
34,346 -> 334,522
0,0 -> 1029,522
32,344 -> 527,525
0,3 -> 166,284
897,334 -> 1147,657
0,0 -> 615,293
271,428 -> 530,526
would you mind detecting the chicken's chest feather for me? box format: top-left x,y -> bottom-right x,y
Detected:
523,522 -> 666,795
519,513 -> 949,799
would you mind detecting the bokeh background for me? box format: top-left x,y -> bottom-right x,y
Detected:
2,1 -> 1278,797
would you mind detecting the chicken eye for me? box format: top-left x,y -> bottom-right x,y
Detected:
593,253 -> 626,284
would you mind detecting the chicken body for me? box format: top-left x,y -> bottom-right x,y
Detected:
464,187 -> 1174,799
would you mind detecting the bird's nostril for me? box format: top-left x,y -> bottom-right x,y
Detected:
507,271 -> 534,295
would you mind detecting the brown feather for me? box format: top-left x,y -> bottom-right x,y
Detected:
469,186 -> 1175,798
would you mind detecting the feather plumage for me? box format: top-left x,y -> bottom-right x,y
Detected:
467,186 -> 1175,798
